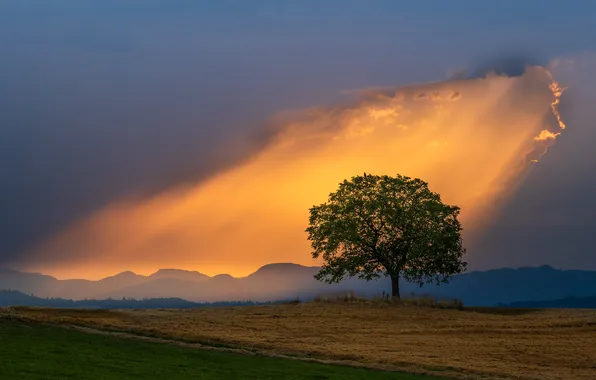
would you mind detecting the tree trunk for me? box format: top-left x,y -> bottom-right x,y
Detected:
391,274 -> 400,299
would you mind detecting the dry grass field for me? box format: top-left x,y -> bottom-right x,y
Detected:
2,302 -> 595,380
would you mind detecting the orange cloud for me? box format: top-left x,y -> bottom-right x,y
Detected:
24,67 -> 566,280
535,130 -> 560,141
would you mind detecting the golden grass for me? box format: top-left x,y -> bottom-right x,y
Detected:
2,303 -> 595,380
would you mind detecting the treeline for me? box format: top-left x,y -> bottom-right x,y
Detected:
0,290 -> 285,309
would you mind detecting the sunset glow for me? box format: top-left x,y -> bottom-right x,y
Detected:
25,67 -> 566,280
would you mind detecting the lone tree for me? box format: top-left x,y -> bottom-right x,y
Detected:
306,173 -> 467,298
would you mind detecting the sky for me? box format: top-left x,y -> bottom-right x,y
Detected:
1,1 -> 595,279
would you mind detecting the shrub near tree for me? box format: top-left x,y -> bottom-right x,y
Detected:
306,173 -> 467,299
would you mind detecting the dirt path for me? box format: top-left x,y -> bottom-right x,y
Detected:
64,324 -> 487,380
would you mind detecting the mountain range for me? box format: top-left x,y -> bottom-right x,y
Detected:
502,295 -> 596,309
2,263 -> 596,306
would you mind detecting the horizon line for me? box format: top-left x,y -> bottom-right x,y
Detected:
0,263 -> 567,282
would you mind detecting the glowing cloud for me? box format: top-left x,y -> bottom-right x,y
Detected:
24,66 -> 566,279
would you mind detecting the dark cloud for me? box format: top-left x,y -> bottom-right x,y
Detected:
469,55 -> 596,270
1,1 -> 596,271
468,54 -> 546,78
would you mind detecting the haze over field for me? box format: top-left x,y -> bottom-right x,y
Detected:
3,264 -> 596,307
1,2 -> 596,280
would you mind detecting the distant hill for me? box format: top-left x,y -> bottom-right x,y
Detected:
502,295 -> 596,309
0,268 -> 146,300
428,265 -> 596,305
2,264 -> 596,306
148,269 -> 210,283
98,263 -> 385,302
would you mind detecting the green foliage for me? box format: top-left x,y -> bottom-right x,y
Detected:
306,173 -> 467,297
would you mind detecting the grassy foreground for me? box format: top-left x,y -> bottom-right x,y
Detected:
0,322 -> 438,380
2,302 -> 596,379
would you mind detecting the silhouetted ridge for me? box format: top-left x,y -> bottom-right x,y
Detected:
503,295 -> 596,309
2,264 -> 596,306
149,269 -> 210,282
250,263 -> 319,276
210,274 -> 234,281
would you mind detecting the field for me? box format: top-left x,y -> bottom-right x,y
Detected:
1,302 -> 595,380
0,323 -> 435,380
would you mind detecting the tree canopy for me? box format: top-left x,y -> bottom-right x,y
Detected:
306,173 -> 467,298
